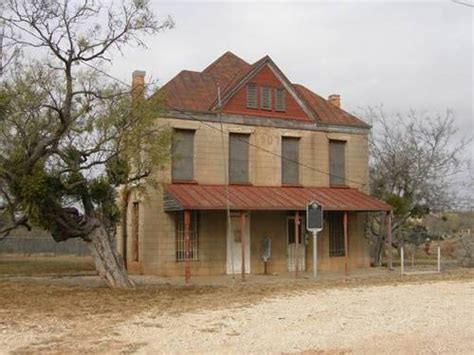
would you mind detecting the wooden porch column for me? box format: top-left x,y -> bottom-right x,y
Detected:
343,211 -> 348,277
295,210 -> 300,278
240,210 -> 246,282
184,210 -> 191,285
386,211 -> 393,270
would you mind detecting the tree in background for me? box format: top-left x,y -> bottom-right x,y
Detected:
363,106 -> 471,266
0,0 -> 173,288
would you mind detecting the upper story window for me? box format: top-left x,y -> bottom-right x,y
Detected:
281,136 -> 300,185
275,87 -> 286,112
172,129 -> 195,181
229,133 -> 250,184
260,86 -> 272,110
329,140 -> 346,186
246,83 -> 258,109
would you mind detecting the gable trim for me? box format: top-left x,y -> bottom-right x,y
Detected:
211,57 -> 317,121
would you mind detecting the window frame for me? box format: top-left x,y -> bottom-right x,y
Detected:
328,212 -> 345,257
260,85 -> 272,110
246,83 -> 258,109
275,87 -> 286,112
281,136 -> 300,186
171,129 -> 195,182
329,139 -> 346,186
229,133 -> 250,184
175,211 -> 199,262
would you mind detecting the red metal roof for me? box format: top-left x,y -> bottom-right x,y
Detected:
156,51 -> 370,128
164,184 -> 391,212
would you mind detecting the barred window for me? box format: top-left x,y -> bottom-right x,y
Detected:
175,211 -> 199,261
246,83 -> 257,108
329,212 -> 345,257
260,86 -> 271,110
275,87 -> 286,112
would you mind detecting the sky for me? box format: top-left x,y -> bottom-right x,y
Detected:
110,0 -> 473,137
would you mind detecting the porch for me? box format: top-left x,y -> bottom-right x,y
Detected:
164,184 -> 392,284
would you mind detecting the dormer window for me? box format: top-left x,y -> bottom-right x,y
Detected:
260,86 -> 271,110
275,87 -> 286,112
246,83 -> 257,109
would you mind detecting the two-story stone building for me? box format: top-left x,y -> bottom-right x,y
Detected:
119,52 -> 391,279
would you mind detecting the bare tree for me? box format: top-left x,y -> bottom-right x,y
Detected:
362,106 -> 472,265
0,0 -> 173,288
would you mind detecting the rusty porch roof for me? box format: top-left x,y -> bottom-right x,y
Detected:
164,184 -> 391,212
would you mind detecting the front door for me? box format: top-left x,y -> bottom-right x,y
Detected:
287,216 -> 306,272
226,212 -> 251,274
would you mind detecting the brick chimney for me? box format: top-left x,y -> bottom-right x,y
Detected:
328,94 -> 341,108
132,70 -> 146,103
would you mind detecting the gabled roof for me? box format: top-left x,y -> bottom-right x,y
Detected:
158,51 -> 370,128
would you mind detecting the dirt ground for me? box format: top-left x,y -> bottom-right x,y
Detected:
0,257 -> 473,354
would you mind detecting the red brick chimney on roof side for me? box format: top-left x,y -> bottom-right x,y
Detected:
132,70 -> 146,103
328,94 -> 341,108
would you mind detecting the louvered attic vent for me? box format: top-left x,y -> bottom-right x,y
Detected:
246,83 -> 257,108
275,87 -> 285,112
260,86 -> 271,110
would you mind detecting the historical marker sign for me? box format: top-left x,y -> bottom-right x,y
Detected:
306,201 -> 323,232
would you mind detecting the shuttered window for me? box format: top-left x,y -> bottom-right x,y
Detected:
172,129 -> 194,181
329,212 -> 345,257
229,133 -> 250,184
260,86 -> 271,110
246,83 -> 257,108
329,140 -> 346,186
281,137 -> 300,185
275,87 -> 286,112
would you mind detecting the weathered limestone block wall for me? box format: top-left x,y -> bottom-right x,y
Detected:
117,116 -> 370,276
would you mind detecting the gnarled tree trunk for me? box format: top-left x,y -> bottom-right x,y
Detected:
86,222 -> 135,289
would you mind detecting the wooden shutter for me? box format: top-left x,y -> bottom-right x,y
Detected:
260,86 -> 271,110
172,129 -> 194,181
229,133 -> 250,184
281,137 -> 299,185
275,88 -> 286,112
329,140 -> 346,186
246,84 -> 257,108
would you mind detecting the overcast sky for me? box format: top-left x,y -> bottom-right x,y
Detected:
111,0 -> 473,135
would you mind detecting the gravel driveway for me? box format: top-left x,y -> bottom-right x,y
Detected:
119,280 -> 474,354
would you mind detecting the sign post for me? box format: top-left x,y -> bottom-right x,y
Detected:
306,201 -> 323,279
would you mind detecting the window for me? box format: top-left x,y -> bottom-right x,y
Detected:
229,133 -> 250,184
275,87 -> 286,112
260,86 -> 271,110
246,83 -> 257,108
329,212 -> 345,257
172,129 -> 195,181
329,140 -> 346,186
175,211 -> 199,261
281,137 -> 300,185
132,202 -> 139,262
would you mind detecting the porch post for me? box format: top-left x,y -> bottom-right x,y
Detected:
295,210 -> 300,278
343,211 -> 348,277
386,211 -> 393,270
184,209 -> 191,285
240,210 -> 246,282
